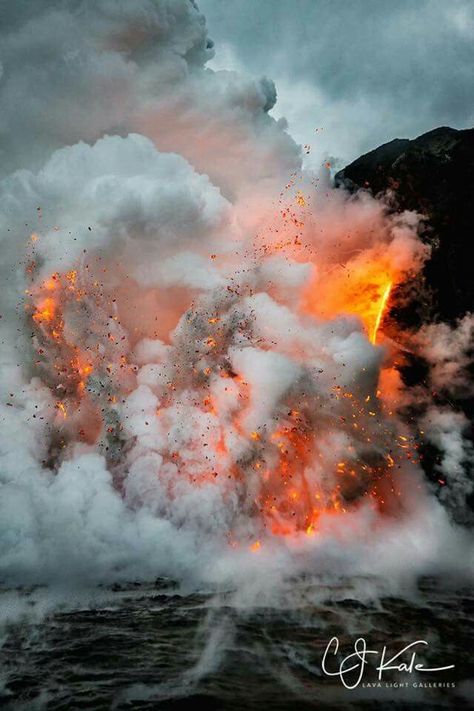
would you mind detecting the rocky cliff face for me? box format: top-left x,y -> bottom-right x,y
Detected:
336,127 -> 474,522
336,126 -> 474,323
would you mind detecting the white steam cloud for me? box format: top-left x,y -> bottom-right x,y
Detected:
0,0 -> 472,599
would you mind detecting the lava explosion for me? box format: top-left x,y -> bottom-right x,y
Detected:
22,163 -> 426,547
0,1 -> 471,586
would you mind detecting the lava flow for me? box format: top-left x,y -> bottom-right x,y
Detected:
371,282 -> 392,344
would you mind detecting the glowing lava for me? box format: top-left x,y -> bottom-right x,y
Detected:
25,192 -> 418,546
371,281 -> 392,344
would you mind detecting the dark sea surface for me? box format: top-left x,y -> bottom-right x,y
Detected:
0,577 -> 472,710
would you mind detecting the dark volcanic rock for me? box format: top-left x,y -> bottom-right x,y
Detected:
337,127 -> 474,523
335,126 -> 474,322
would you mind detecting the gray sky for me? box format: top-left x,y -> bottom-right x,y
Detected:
199,0 -> 474,168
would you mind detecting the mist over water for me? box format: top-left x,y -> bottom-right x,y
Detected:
1,578 -> 472,709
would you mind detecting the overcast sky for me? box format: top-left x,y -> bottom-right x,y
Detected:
199,0 -> 474,169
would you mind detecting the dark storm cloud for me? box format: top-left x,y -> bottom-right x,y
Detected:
199,0 -> 474,162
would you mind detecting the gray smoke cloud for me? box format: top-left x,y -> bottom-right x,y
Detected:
200,0 -> 474,166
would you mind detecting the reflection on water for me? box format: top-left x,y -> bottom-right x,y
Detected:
0,577 -> 471,710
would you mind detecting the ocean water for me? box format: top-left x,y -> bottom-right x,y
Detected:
0,577 -> 471,710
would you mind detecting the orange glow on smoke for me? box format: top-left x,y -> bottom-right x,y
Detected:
56,401 -> 67,418
33,297 -> 56,324
251,414 -> 346,537
27,227 -> 410,543
28,269 -> 98,422
302,245 -> 401,344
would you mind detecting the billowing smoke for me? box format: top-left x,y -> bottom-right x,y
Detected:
0,0 -> 472,593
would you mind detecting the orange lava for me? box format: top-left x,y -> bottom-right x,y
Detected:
304,256 -> 397,344
28,270 -> 97,412
27,251 -> 408,542
32,297 -> 57,324
371,282 -> 392,344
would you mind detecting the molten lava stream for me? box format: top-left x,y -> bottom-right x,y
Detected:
371,281 -> 392,344
303,255 -> 395,346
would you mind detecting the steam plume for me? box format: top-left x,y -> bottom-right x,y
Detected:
0,0 -> 472,592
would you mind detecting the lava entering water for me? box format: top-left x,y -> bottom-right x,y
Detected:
1,0 -> 472,598
24,186 -> 422,548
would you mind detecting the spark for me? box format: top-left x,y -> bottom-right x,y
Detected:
56,401 -> 67,418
